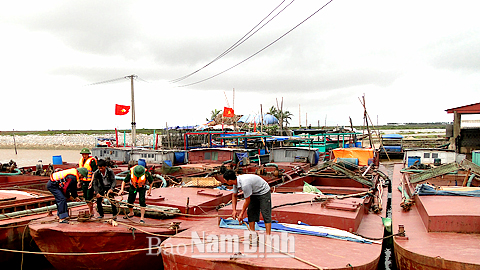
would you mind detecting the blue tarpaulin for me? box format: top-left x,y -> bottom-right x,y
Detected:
219,219 -> 376,244
238,114 -> 278,125
415,184 -> 480,197
382,134 -> 403,139
236,152 -> 249,165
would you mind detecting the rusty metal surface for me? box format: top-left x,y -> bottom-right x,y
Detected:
162,190 -> 386,270
409,162 -> 460,183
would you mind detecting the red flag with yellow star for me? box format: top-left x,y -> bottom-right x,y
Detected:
115,104 -> 130,115
223,107 -> 234,117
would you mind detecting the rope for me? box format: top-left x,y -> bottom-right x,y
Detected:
353,232 -> 405,241
105,195 -> 231,218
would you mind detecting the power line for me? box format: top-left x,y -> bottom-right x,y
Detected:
84,76 -> 128,86
178,0 -> 335,88
169,0 -> 292,84
84,75 -> 150,86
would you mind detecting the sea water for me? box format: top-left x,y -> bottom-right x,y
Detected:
0,149 -> 81,167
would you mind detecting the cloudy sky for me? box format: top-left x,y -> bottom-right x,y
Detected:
1,0 -> 478,131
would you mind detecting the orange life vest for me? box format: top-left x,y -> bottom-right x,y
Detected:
50,168 -> 79,194
130,166 -> 147,188
79,156 -> 96,182
50,168 -> 80,182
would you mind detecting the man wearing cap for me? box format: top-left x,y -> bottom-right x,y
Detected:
79,148 -> 97,217
118,165 -> 154,223
47,168 -> 87,223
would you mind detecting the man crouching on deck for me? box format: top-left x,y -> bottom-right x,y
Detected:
223,169 -> 272,244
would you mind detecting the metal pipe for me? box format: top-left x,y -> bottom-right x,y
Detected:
0,202 -> 86,221
467,173 -> 476,187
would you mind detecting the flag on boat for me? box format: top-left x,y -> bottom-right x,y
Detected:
223,107 -> 234,117
115,104 -> 130,115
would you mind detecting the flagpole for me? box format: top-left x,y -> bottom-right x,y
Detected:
127,74 -> 137,147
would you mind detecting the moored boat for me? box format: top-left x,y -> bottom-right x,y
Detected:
392,159 -> 480,269
28,186 -> 233,270
160,161 -> 389,270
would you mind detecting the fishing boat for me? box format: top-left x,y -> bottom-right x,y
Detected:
160,158 -> 389,270
28,186 -> 233,270
392,159 -> 480,269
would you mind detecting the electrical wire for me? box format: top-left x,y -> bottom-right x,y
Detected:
177,0 -> 334,88
84,76 -> 128,86
169,0 -> 292,84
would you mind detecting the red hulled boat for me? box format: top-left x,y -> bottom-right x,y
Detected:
161,164 -> 388,270
28,187 -> 233,270
392,160 -> 480,269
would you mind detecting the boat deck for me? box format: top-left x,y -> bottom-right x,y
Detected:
392,163 -> 480,270
140,186 -> 232,214
162,189 -> 387,270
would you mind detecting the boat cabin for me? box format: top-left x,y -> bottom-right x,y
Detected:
403,148 -> 461,167
91,147 -> 131,164
130,149 -> 187,165
269,147 -> 320,166
187,148 -> 257,165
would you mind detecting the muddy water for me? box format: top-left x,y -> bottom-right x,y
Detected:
0,149 -> 81,167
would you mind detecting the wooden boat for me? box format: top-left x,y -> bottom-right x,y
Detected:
28,187 -> 233,270
392,159 -> 480,269
161,163 -> 389,270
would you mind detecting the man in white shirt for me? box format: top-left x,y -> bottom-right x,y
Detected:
223,169 -> 272,236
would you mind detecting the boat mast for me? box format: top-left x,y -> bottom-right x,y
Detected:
126,74 -> 137,147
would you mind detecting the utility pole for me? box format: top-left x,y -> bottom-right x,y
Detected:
126,74 -> 138,147
299,104 -> 301,128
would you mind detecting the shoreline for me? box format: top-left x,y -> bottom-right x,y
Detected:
0,134 -> 156,150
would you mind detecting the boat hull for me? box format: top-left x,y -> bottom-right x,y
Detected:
391,163 -> 480,270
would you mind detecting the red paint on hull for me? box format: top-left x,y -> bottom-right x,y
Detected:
391,163 -> 480,270
162,170 -> 388,270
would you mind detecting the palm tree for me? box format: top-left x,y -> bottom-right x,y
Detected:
269,106 -> 293,129
207,109 -> 222,121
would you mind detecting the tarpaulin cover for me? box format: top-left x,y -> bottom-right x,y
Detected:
238,114 -> 278,125
382,134 -> 403,139
415,184 -> 480,197
174,152 -> 186,164
219,219 -> 377,244
236,152 -> 249,165
332,148 -> 374,166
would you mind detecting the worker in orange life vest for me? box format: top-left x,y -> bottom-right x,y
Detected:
47,168 -> 87,223
118,165 -> 153,224
78,148 -> 97,217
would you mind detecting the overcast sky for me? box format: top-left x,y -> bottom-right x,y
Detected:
1,1 -> 479,131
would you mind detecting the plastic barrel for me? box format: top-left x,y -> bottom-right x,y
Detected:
407,156 -> 421,167
52,155 -> 63,165
138,159 -> 146,167
355,142 -> 362,148
174,152 -> 186,164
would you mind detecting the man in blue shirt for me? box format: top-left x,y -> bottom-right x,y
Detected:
223,170 -> 272,236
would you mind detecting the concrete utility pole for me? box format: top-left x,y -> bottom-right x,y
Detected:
126,74 -> 138,147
